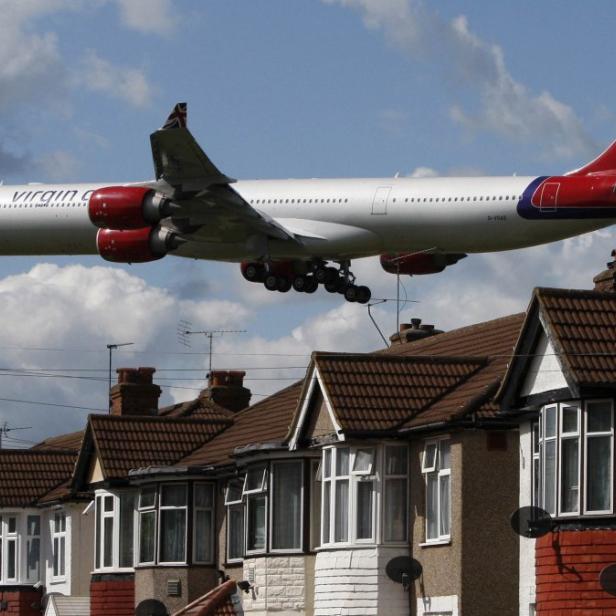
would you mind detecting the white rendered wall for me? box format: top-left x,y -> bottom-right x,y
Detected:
519,422 -> 536,616
242,555 -> 308,615
313,546 -> 409,616
520,333 -> 568,397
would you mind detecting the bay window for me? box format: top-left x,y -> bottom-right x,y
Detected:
321,444 -> 406,546
244,466 -> 267,553
159,484 -> 187,563
271,461 -> 303,550
25,515 -> 41,582
95,491 -> 135,571
0,513 -> 41,584
422,439 -> 450,542
52,511 -> 66,579
536,400 -> 614,517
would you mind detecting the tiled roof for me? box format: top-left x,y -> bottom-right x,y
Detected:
31,430 -> 84,452
159,395 -> 235,421
86,414 -> 232,480
172,580 -> 239,616
536,288 -> 616,387
0,449 -> 77,507
313,353 -> 486,431
180,382 -> 302,467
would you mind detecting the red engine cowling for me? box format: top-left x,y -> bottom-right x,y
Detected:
89,186 -> 171,230
96,228 -> 169,263
380,252 -> 466,275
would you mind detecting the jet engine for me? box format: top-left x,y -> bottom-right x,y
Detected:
96,227 -> 176,263
380,252 -> 467,275
89,186 -> 175,230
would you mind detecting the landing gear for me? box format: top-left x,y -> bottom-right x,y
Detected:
242,260 -> 372,303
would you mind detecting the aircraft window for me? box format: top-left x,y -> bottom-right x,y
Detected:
393,198 -> 396,203
429,198 -> 433,202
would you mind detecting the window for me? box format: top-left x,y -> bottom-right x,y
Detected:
52,511 -> 67,579
95,491 -> 135,571
245,466 -> 267,553
321,445 -> 405,546
138,487 -> 157,565
532,421 -> 540,508
423,439 -> 451,542
26,515 -> 41,582
0,515 -> 18,582
271,461 -> 303,551
384,446 -> 408,542
159,484 -> 187,563
536,400 -> 614,516
194,484 -> 215,564
225,479 -> 245,562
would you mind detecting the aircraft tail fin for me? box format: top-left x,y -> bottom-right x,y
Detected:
566,139 -> 616,176
161,102 -> 187,130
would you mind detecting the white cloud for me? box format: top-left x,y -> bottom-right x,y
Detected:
323,0 -> 595,161
80,50 -> 153,108
114,0 -> 178,35
408,166 -> 438,178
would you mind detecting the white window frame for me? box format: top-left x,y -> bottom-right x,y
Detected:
0,513 -> 19,583
245,466 -> 268,555
158,483 -> 188,565
352,448 -> 377,544
531,421 -> 540,509
558,403 -> 581,517
383,444 -> 409,544
51,510 -> 67,581
225,478 -> 245,564
270,460 -> 304,553
423,438 -> 451,543
541,405 -> 558,516
137,487 -> 157,566
95,490 -> 136,572
583,399 -> 614,515
193,483 -> 215,565
25,513 -> 41,583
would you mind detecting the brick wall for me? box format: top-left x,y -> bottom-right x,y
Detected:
90,573 -> 135,616
0,587 -> 42,616
536,529 -> 616,614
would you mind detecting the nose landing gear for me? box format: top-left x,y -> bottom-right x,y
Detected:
241,260 -> 372,303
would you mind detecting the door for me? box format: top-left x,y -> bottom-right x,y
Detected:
371,186 -> 391,215
539,182 -> 560,212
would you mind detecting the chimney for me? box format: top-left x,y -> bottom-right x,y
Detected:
110,367 -> 161,416
593,250 -> 616,293
389,318 -> 444,345
202,370 -> 251,413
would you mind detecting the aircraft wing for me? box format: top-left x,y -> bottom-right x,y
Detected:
150,103 -> 295,242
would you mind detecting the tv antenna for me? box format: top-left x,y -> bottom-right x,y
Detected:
106,341 -> 134,412
0,422 -> 32,449
181,328 -> 247,375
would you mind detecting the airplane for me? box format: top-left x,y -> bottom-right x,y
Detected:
1,102 -> 616,304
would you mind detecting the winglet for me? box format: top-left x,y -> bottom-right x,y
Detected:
161,102 -> 187,130
566,138 -> 616,176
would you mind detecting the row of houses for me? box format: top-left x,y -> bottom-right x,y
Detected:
2,258 -> 616,615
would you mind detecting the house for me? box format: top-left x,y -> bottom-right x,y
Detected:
498,257 -> 616,615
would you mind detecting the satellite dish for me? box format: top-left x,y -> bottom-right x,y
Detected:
510,506 -> 553,538
600,563 -> 616,596
135,599 -> 168,616
385,556 -> 423,584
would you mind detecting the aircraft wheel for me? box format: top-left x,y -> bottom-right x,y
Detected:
344,285 -> 359,302
292,275 -> 308,292
325,278 -> 343,293
277,277 -> 292,292
356,285 -> 371,304
304,277 -> 318,293
244,263 -> 264,282
264,274 -> 278,291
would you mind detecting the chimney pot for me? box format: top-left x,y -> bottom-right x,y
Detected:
411,318 -> 422,328
399,323 -> 412,333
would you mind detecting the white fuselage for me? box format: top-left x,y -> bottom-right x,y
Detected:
0,176 -> 610,262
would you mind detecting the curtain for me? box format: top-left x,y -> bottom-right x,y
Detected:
587,436 -> 611,511
139,511 -> 156,563
356,481 -> 373,540
334,480 -> 349,542
160,509 -> 186,562
272,462 -> 302,550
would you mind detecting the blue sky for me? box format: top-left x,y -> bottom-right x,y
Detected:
1,0 -> 616,443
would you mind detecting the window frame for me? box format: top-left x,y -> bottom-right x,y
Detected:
25,514 -> 41,583
158,483 -> 188,565
137,487 -> 157,566
51,510 -> 67,581
383,444 -> 409,545
558,403 -> 581,517
269,460 -> 304,554
423,438 -> 451,544
0,513 -> 19,583
95,490 -> 136,572
193,483 -> 215,565
226,503 -> 245,564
